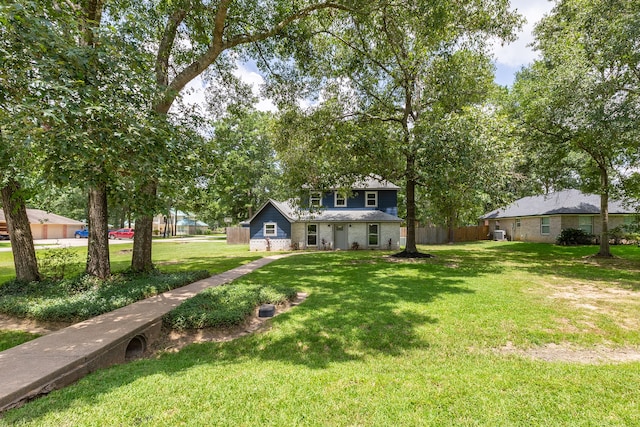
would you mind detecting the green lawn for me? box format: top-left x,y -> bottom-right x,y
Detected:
2,242 -> 640,425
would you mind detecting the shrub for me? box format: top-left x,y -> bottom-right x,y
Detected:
556,228 -> 594,245
610,226 -> 640,245
37,247 -> 81,280
164,281 -> 297,330
0,270 -> 211,323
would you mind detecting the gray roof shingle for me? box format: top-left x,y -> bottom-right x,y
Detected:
483,189 -> 634,219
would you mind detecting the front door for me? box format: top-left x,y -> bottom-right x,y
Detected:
334,224 -> 348,250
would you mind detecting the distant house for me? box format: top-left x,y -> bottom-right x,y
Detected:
482,189 -> 637,243
0,209 -> 84,240
248,176 -> 403,251
153,210 -> 209,236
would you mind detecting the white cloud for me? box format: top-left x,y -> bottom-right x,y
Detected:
176,62 -> 277,114
492,0 -> 555,68
233,63 -> 278,112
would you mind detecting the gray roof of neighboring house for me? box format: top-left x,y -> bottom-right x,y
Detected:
483,189 -> 635,219
349,175 -> 400,190
255,199 -> 402,223
0,209 -> 84,225
303,175 -> 400,190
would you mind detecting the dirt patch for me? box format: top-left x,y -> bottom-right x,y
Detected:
0,314 -> 71,335
497,341 -> 640,364
150,292 -> 308,354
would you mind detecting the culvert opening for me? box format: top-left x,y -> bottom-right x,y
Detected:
125,335 -> 147,361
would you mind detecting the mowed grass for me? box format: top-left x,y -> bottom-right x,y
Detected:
3,242 -> 640,425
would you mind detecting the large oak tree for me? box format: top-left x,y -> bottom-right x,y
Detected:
511,0 -> 640,257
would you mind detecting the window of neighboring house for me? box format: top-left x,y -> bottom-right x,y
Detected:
540,217 -> 550,235
578,216 -> 593,234
515,218 -> 521,228
307,224 -> 318,246
368,223 -> 379,246
334,192 -> 347,207
264,223 -> 277,237
365,191 -> 378,208
623,215 -> 637,230
310,192 -> 322,208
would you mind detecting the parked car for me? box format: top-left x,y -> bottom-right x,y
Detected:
0,233 -> 9,241
109,228 -> 135,240
74,228 -> 89,238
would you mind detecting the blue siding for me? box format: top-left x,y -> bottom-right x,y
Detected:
249,203 -> 291,239
307,189 -> 398,212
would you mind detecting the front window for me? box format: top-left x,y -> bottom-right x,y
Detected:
310,192 -> 322,208
368,223 -> 379,246
578,216 -> 593,234
264,223 -> 276,237
365,191 -> 378,207
540,217 -> 550,235
334,192 -> 347,207
307,224 -> 318,246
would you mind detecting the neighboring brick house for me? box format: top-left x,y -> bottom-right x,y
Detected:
482,189 -> 637,243
248,176 -> 402,251
0,209 -> 84,240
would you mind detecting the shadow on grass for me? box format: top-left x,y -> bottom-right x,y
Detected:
4,251 -> 484,422
9,242 -> 639,422
475,242 -> 640,291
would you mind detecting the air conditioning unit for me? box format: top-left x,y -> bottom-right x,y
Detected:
493,230 -> 506,241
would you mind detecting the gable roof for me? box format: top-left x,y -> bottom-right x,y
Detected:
0,209 -> 84,225
350,175 -> 400,190
250,199 -> 402,224
483,189 -> 635,219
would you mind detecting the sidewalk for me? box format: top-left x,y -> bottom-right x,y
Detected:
0,253 -> 292,412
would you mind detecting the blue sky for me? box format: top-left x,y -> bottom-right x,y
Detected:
492,0 -> 555,86
182,1 -> 556,112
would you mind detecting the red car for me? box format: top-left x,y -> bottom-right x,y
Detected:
109,228 -> 135,240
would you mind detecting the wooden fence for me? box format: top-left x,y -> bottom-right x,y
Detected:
226,227 -> 250,244
402,225 -> 489,244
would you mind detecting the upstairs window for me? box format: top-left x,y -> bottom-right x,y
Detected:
365,191 -> 378,208
264,223 -> 276,237
334,192 -> 347,207
310,192 -> 322,208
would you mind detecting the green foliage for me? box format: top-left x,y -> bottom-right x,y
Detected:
609,226 -> 640,246
0,270 -> 210,323
273,1 -> 522,251
37,247 -> 81,280
164,281 -> 297,329
556,228 -> 595,246
181,110 -> 285,225
511,0 -> 640,256
0,330 -> 40,352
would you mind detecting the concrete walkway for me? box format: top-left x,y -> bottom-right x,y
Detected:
0,254 -> 292,412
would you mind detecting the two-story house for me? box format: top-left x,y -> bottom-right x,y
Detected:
248,176 -> 403,251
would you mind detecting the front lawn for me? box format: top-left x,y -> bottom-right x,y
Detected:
3,242 -> 640,425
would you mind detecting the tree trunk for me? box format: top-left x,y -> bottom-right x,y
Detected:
131,180 -> 157,273
86,183 -> 111,278
447,211 -> 455,244
597,168 -> 612,257
404,156 -> 418,254
1,179 -> 41,282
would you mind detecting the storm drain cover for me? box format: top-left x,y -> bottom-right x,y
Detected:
258,304 -> 276,317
